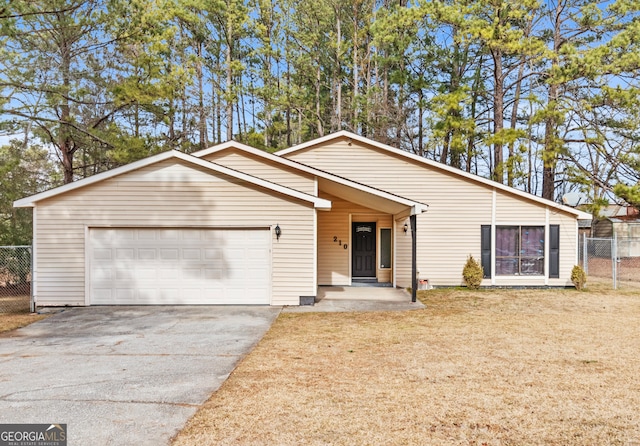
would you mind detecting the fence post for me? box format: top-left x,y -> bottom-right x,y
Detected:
30,244 -> 35,313
583,233 -> 587,273
613,234 -> 617,290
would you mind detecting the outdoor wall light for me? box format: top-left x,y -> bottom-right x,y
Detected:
275,224 -> 282,241
403,222 -> 409,233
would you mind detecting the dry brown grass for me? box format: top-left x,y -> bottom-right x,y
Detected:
0,293 -> 31,314
173,287 -> 640,446
0,311 -> 48,333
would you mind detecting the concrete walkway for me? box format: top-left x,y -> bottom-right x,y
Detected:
283,286 -> 425,313
0,306 -> 280,446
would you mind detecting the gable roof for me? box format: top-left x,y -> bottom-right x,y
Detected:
14,150 -> 332,210
193,140 -> 428,216
276,130 -> 592,220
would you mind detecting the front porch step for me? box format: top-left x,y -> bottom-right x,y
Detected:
350,280 -> 393,288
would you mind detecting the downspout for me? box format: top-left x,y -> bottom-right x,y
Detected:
411,214 -> 417,303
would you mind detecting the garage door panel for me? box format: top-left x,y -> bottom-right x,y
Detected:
226,247 -> 245,261
182,268 -> 203,279
159,229 -> 179,241
136,268 -> 157,280
116,248 -> 135,260
137,230 -> 156,240
182,230 -> 201,240
159,268 -> 180,279
204,248 -> 223,260
93,289 -> 112,301
205,268 -> 223,279
90,228 -> 271,305
138,249 -> 157,260
160,249 -> 179,260
182,249 -> 201,260
248,268 -> 270,280
115,268 -> 134,280
93,249 -> 112,260
91,267 -> 113,281
116,289 -> 135,301
116,229 -> 135,241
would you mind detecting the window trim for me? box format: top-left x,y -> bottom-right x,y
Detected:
379,227 -> 392,269
495,225 -> 545,276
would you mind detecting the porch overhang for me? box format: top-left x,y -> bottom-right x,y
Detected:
317,177 -> 428,216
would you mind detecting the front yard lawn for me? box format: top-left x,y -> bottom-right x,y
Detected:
173,286 -> 640,445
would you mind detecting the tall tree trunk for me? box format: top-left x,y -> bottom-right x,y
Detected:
543,1 -> 563,200
181,88 -> 188,143
315,61 -> 323,136
418,89 -> 423,157
134,103 -> 140,138
169,94 -> 176,147
335,10 -> 342,131
492,48 -> 504,184
467,55 -> 483,173
60,39 -> 74,184
298,108 -> 302,144
214,56 -> 222,144
507,57 -> 526,187
236,81 -> 244,140
286,58 -> 291,147
543,83 -> 559,200
226,7 -> 233,141
197,41 -> 207,150
440,133 -> 450,164
352,2 -> 359,131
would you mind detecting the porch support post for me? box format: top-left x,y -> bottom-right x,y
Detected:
410,214 -> 417,303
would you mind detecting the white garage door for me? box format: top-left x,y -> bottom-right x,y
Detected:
89,228 -> 271,305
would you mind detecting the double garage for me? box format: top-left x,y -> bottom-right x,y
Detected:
16,150 -> 327,307
88,227 -> 271,305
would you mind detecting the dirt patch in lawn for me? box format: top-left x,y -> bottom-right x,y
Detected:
172,288 -> 640,445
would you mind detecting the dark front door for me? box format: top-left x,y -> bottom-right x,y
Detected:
352,222 -> 376,278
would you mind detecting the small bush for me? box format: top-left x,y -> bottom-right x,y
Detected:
571,265 -> 587,290
462,255 -> 484,290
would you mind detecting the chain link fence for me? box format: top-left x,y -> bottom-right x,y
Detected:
616,237 -> 640,287
581,236 -> 640,289
0,246 -> 32,313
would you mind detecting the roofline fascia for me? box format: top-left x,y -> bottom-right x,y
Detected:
276,130 -> 592,220
13,151 -> 175,208
191,139 -> 259,158
14,150 -> 332,210
191,138 -> 428,211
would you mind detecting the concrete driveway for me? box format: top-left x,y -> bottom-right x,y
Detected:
0,306 -> 280,445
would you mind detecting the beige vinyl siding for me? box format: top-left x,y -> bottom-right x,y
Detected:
317,195 -> 349,285
285,138 -> 413,191
549,211 -> 578,287
202,149 -> 316,195
286,139 -> 493,286
395,217 -> 412,287
317,193 -> 392,285
495,190 -> 546,221
34,159 -> 315,306
286,137 -> 578,286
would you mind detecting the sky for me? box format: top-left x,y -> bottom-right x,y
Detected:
0,134 -> 13,146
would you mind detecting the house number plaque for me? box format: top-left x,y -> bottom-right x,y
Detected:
333,236 -> 347,249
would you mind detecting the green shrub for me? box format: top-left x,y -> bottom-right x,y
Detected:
462,255 -> 484,290
571,265 -> 587,290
